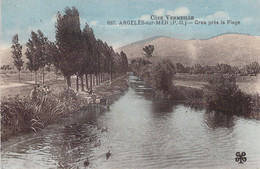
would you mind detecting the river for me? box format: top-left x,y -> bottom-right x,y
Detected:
1,74 -> 260,169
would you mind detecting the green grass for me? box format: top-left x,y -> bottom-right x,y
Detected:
1,74 -> 129,141
1,89 -> 83,141
131,59 -> 260,116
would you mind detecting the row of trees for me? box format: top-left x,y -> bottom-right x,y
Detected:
131,57 -> 254,114
130,58 -> 177,100
140,44 -> 259,76
0,65 -> 12,70
131,58 -> 260,77
174,62 -> 260,76
11,7 -> 128,90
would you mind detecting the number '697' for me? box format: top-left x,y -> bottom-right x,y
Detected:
107,21 -> 116,25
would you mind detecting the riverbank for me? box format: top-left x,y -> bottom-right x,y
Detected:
2,73 -> 260,169
130,59 -> 260,118
174,73 -> 260,95
1,74 -> 129,141
137,70 -> 260,119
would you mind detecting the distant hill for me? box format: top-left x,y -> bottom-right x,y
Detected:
0,44 -> 27,67
2,34 -> 260,67
117,34 -> 260,66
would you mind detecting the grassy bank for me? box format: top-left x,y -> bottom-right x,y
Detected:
130,58 -> 260,116
1,75 -> 129,141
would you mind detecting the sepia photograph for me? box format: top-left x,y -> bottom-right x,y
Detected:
1,0 -> 260,168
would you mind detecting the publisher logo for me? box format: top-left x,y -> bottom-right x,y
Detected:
235,152 -> 247,164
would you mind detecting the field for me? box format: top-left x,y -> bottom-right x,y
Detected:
1,70 -> 260,100
1,69 -> 66,98
174,73 -> 260,95
0,69 -> 110,99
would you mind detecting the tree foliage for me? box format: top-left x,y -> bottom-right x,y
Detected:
143,44 -> 154,59
11,34 -> 24,81
55,7 -> 82,87
206,73 -> 251,114
25,31 -> 41,83
13,6 -> 129,89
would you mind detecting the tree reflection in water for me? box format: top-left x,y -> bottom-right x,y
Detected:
204,111 -> 235,129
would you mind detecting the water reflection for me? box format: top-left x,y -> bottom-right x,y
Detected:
204,111 -> 235,129
1,73 -> 260,168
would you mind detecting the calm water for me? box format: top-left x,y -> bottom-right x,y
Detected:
1,74 -> 260,169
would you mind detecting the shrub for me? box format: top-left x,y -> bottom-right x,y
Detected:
1,88 -> 83,141
205,73 -> 251,114
149,59 -> 178,100
1,96 -> 34,139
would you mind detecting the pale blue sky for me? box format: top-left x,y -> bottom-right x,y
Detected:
1,0 -> 260,49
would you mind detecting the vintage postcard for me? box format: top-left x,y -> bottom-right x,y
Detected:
1,0 -> 260,168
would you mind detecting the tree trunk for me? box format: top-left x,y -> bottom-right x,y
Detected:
66,75 -> 71,87
92,74 -> 95,86
35,71 -> 37,84
76,74 -> 79,92
85,74 -> 89,89
90,74 -> 93,88
96,74 -> 98,85
80,75 -> 84,91
18,70 -> 21,82
42,67 -> 45,85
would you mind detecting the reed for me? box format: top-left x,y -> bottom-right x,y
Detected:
1,89 -> 84,141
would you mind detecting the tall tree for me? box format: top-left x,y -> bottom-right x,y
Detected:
143,44 -> 154,60
81,23 -> 96,89
55,7 -> 82,87
37,30 -> 49,85
25,31 -> 41,84
96,39 -> 106,83
46,41 -> 59,80
11,34 -> 24,82
120,51 -> 128,74
103,44 -> 115,81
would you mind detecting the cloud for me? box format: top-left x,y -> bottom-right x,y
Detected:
166,7 -> 190,16
139,7 -> 190,21
27,26 -> 39,32
51,14 -> 57,24
154,8 -> 165,16
80,17 -> 87,25
139,15 -> 150,21
206,11 -> 229,19
242,17 -> 253,24
139,8 -> 165,21
90,20 -> 98,26
197,11 -> 230,21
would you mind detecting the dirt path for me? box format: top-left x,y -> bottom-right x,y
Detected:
0,81 -> 36,89
0,80 -> 67,99
0,75 -> 129,99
